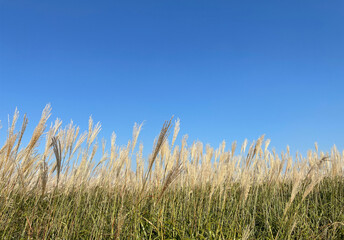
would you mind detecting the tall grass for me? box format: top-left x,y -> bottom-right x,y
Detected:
0,105 -> 343,239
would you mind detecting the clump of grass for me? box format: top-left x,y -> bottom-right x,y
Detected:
0,105 -> 343,239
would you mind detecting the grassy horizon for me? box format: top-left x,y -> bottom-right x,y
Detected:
0,105 -> 343,239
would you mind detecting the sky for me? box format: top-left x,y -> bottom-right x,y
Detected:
0,0 -> 344,157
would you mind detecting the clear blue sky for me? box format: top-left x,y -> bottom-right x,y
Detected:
0,0 -> 343,156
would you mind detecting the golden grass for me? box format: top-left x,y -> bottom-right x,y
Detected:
0,105 -> 343,239
1,105 -> 343,200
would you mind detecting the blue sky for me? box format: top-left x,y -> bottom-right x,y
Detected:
0,0 -> 343,156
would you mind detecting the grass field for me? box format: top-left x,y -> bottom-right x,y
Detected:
0,105 -> 343,239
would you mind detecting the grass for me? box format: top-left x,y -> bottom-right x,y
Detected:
0,105 -> 343,239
